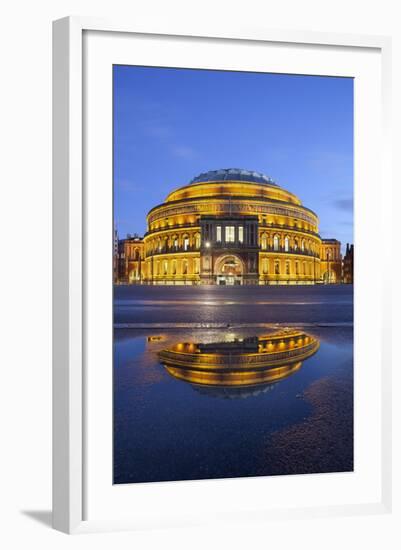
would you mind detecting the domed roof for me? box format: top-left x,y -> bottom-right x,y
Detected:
189,168 -> 278,186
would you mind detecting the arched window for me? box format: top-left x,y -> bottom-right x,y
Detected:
261,234 -> 267,250
294,238 -> 298,251
284,236 -> 289,252
273,234 -> 280,251
301,239 -> 305,252
262,258 -> 268,274
183,236 -> 189,251
173,236 -> 178,250
195,233 -> 200,249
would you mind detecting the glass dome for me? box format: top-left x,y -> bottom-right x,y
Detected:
189,168 -> 278,186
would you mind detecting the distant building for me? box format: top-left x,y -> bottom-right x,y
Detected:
115,235 -> 145,284
115,168 -> 344,285
342,243 -> 354,284
113,226 -> 119,283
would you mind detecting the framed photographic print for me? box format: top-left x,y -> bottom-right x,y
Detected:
52,17 -> 392,533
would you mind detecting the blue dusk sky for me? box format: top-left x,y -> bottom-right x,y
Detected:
114,66 -> 353,252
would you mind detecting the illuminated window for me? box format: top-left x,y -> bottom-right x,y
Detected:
263,259 -> 268,274
294,239 -> 298,251
183,237 -> 189,251
195,234 -> 200,248
273,235 -> 279,251
238,226 -> 244,243
284,236 -> 289,252
225,226 -> 235,242
216,226 -> 222,242
261,234 -> 267,250
173,238 -> 178,250
301,239 -> 305,251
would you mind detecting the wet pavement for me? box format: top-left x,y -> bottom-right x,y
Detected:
113,285 -> 353,484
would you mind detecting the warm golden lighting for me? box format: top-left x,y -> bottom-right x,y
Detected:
114,169 -> 344,285
158,330 -> 319,391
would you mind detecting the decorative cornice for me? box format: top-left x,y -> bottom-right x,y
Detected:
147,197 -> 318,226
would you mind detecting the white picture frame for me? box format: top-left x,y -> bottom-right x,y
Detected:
52,16 -> 392,534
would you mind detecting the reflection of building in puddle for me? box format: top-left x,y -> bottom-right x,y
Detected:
147,335 -> 165,343
158,329 -> 320,398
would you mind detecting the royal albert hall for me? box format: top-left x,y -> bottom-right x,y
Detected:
120,168 -> 342,285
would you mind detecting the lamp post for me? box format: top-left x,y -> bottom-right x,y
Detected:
326,252 -> 330,284
205,241 -> 214,284
313,254 -> 316,284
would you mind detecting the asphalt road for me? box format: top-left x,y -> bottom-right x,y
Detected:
114,284 -> 353,326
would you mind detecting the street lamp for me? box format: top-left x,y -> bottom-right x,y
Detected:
204,241 -> 213,283
326,252 -> 330,284
313,254 -> 316,284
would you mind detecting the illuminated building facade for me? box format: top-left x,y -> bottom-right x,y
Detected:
115,234 -> 145,284
320,239 -> 342,284
116,168 -> 344,285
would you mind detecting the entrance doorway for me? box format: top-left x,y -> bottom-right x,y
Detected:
217,275 -> 241,285
215,255 -> 244,285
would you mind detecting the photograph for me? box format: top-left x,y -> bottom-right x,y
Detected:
112,65 -> 354,484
